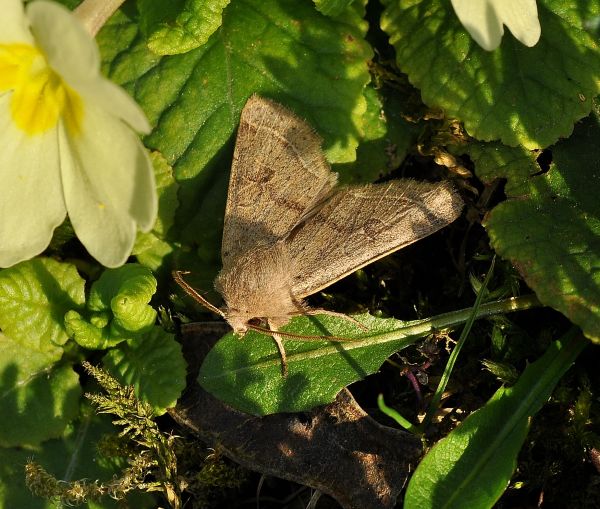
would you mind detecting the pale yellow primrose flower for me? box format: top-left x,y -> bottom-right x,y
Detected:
451,0 -> 541,51
0,0 -> 157,267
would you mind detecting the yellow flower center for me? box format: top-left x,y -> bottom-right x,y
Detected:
0,43 -> 83,136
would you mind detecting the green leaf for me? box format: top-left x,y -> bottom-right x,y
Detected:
98,0 -> 373,267
148,151 -> 180,238
0,333 -> 81,447
133,151 -> 179,271
314,0 -> 356,17
380,0 -> 600,148
0,409 -> 154,509
103,327 -> 187,415
65,264 -> 157,349
198,295 -> 541,415
0,258 -> 85,352
333,85 -> 418,183
404,329 -> 587,509
477,105 -> 600,341
138,0 -> 231,55
199,314 -> 410,415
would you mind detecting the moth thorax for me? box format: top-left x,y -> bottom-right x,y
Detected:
215,242 -> 302,330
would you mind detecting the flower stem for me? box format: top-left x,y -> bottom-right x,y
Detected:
74,0 -> 126,37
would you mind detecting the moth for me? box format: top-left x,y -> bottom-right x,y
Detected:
175,95 -> 463,374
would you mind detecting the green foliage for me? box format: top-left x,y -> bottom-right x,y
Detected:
24,364 -> 179,508
404,329 -> 587,509
65,264 -> 157,349
0,258 -> 85,351
473,105 -> 600,342
199,296 -> 540,415
103,327 -> 186,414
381,0 -> 600,148
0,258 -> 183,457
0,333 -> 81,447
1,408 -> 153,509
0,259 -> 86,447
138,0 -> 231,55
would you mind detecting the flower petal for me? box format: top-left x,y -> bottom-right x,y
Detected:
27,0 -> 150,133
0,95 -> 66,267
75,78 -> 151,134
58,106 -> 157,268
451,0 -> 504,51
0,0 -> 34,44
496,0 -> 541,48
26,1 -> 98,84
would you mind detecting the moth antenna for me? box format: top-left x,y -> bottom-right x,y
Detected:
245,323 -> 359,342
172,270 -> 226,318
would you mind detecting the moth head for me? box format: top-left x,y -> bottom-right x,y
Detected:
224,308 -> 252,336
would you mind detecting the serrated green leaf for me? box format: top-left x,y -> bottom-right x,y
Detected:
0,258 -> 85,352
138,0 -> 231,55
66,264 -> 157,349
404,329 -> 587,509
380,0 -> 600,148
198,296 -> 540,415
103,327 -> 186,415
0,334 -> 81,447
459,141 -> 538,196
477,105 -> 600,341
314,0 -> 356,17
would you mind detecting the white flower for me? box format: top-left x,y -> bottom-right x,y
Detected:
0,0 -> 157,267
451,0 -> 541,51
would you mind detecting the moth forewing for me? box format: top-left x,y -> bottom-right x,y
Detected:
287,179 -> 464,297
221,95 -> 338,268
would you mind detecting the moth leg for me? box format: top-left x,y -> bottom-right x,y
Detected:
267,319 -> 288,377
303,309 -> 369,331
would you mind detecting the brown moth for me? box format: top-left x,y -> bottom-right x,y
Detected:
175,95 -> 463,374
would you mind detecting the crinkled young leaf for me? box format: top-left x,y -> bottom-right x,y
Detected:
404,329 -> 587,509
103,327 -> 186,415
0,258 -> 85,352
0,333 -> 81,447
474,105 -> 600,341
138,0 -> 231,55
380,0 -> 600,148
66,264 -> 157,349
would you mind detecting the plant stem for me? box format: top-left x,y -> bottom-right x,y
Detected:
421,257 -> 495,429
74,0 -> 126,37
